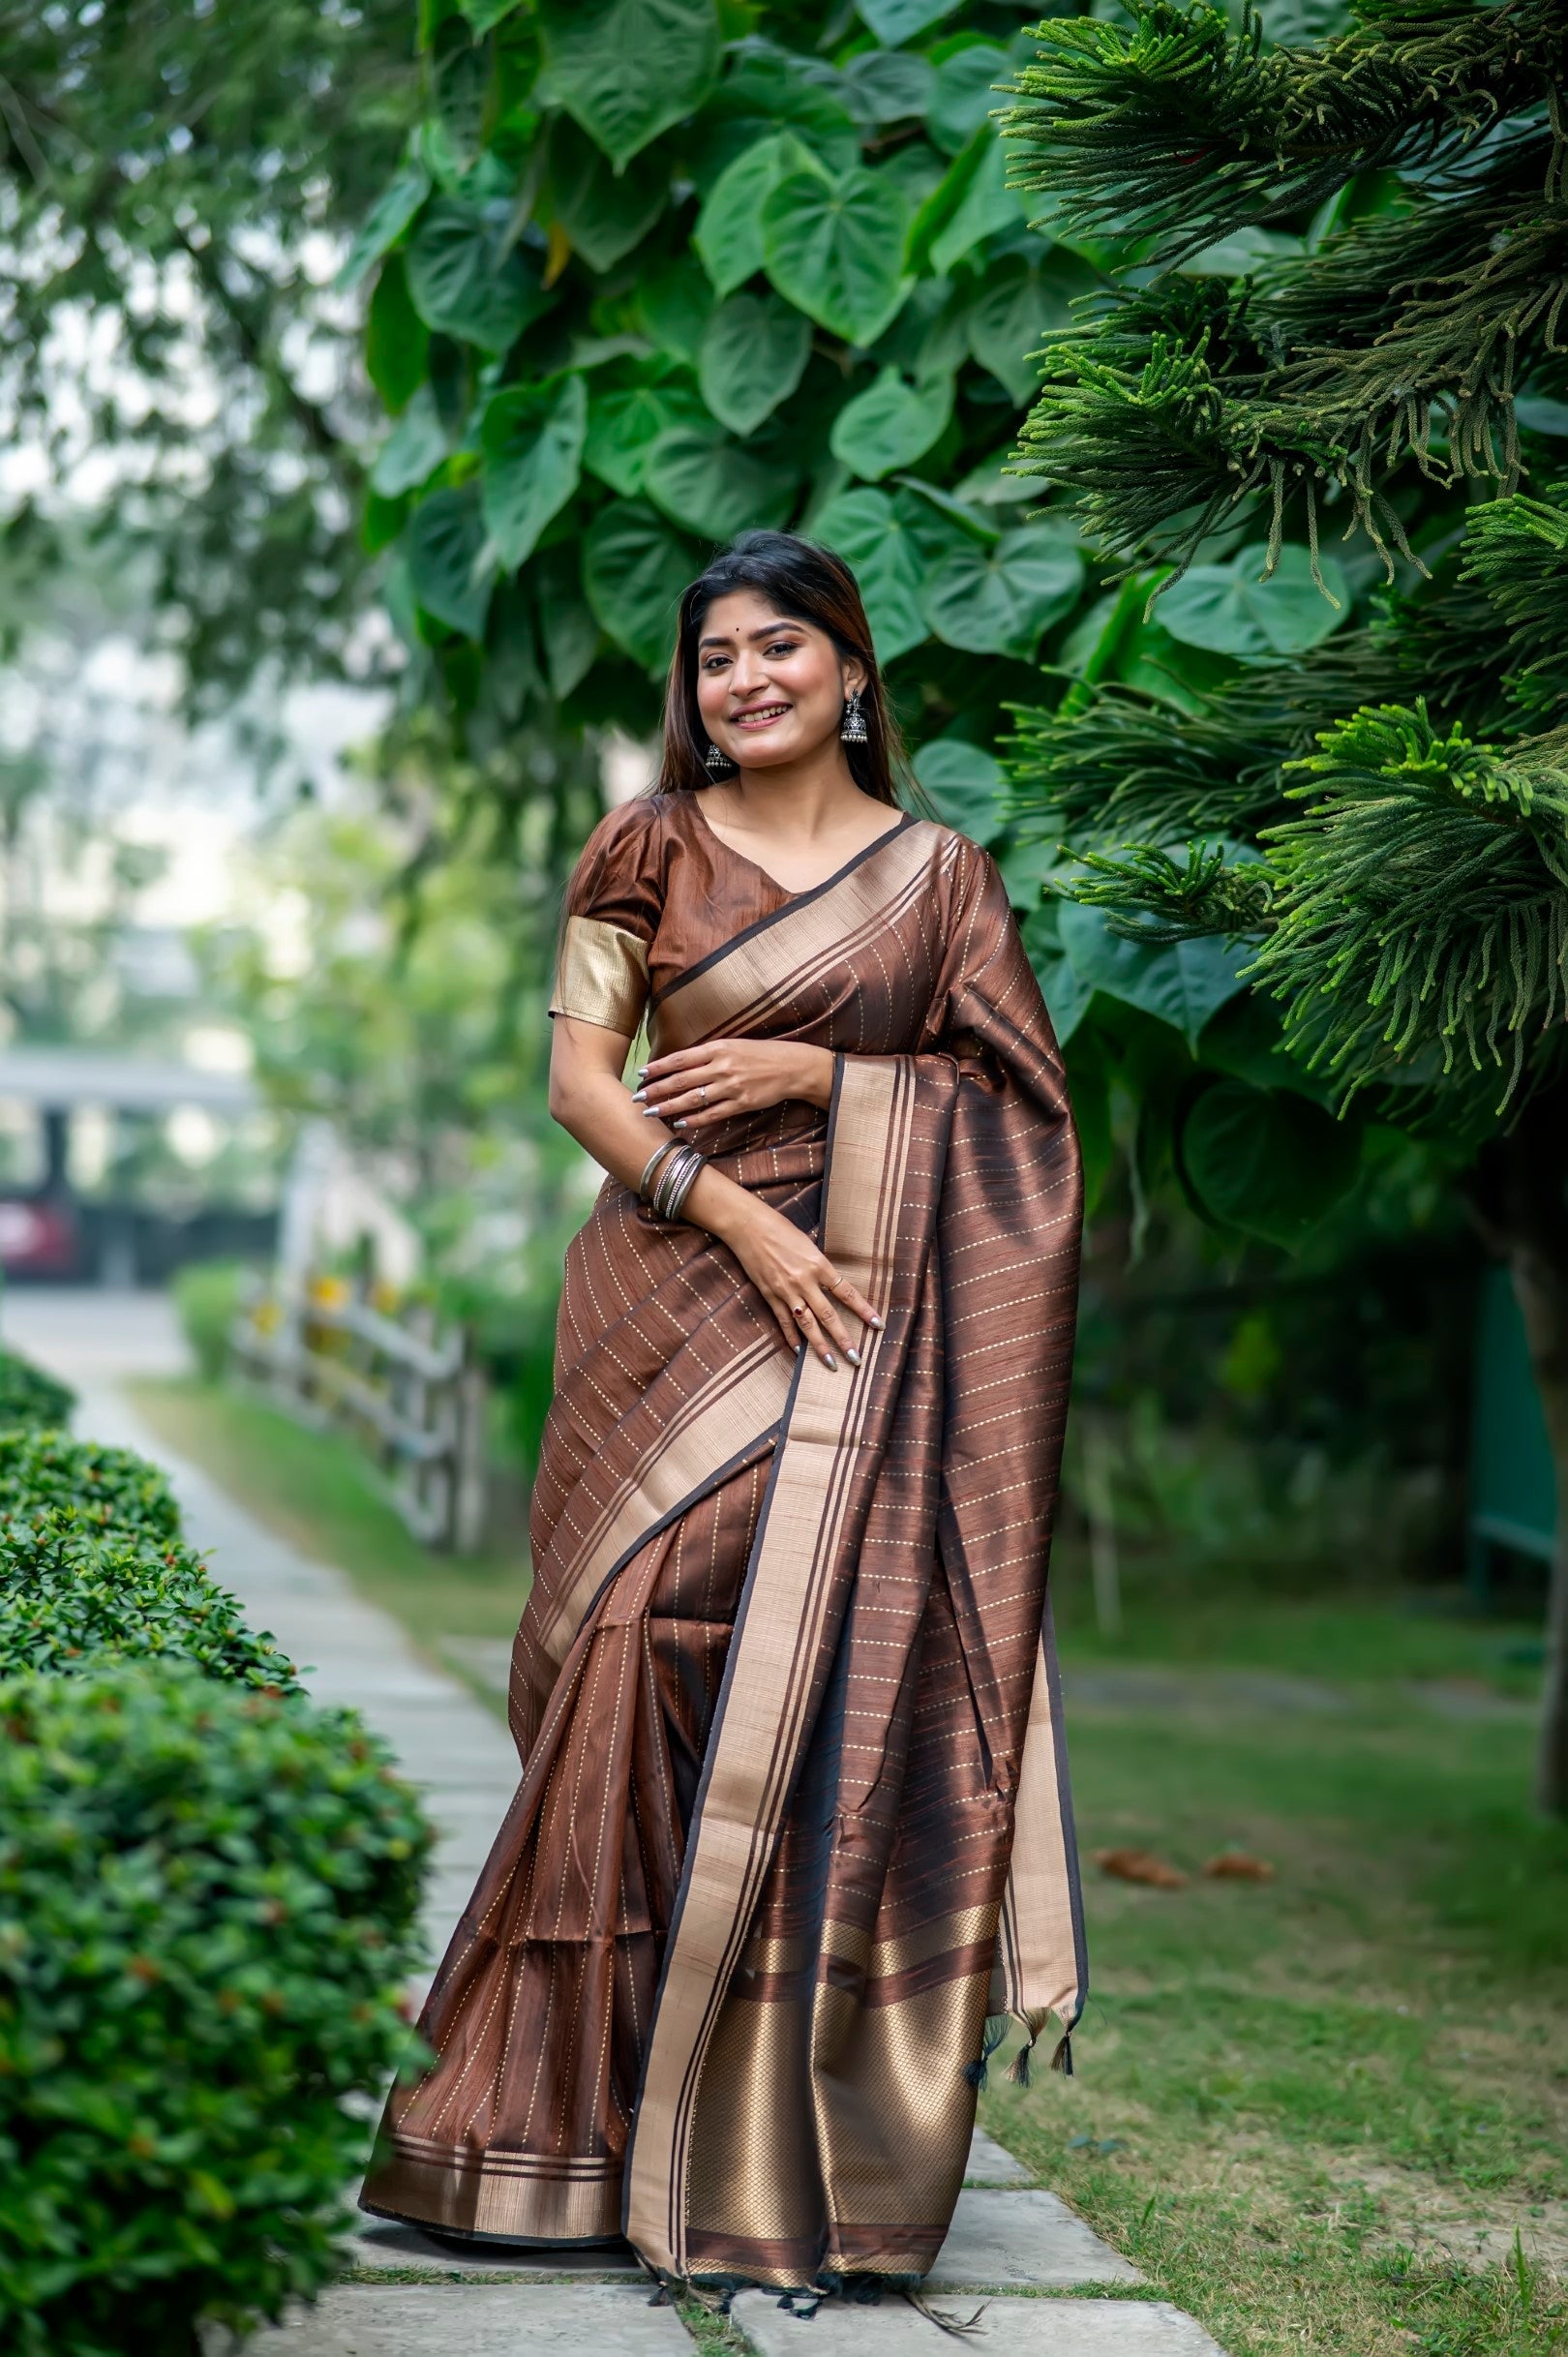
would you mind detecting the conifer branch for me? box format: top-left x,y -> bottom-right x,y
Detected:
1068,840 -> 1278,941
1254,702 -> 1568,1104
1460,487 -> 1568,722
1004,0 -> 1568,262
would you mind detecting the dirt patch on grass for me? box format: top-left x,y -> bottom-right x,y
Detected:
1338,2162 -> 1568,2277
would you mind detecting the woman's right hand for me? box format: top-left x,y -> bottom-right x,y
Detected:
714,1193 -> 882,1369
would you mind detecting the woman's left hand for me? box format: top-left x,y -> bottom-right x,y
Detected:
634,1039 -> 834,1133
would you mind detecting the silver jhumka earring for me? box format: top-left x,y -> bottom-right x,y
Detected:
841,691 -> 868,743
704,739 -> 733,773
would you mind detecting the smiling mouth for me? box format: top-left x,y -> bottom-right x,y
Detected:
732,704 -> 792,730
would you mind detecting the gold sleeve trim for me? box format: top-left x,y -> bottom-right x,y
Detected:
549,916 -> 649,1036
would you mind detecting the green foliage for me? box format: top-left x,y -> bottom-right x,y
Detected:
0,1433 -> 180,1544
0,0 -> 420,719
1258,705 -> 1568,1105
0,1514 -> 298,1691
1006,0 -> 1568,1131
172,1261 -> 251,1387
353,4 -> 1109,761
0,1352 -> 75,1434
0,1664 -> 430,2356
1006,8 -> 1568,581
1002,0 -> 1568,262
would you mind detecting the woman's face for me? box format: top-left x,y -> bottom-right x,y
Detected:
694,589 -> 866,773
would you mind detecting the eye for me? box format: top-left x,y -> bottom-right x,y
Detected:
764,637 -> 800,657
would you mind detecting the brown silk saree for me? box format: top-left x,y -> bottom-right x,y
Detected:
361,794 -> 1085,2289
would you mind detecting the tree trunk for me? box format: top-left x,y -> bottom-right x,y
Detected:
1492,1079 -> 1568,1816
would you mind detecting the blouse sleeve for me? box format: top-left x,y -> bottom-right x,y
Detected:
549,801 -> 664,1036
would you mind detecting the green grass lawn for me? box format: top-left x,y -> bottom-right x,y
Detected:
129,1376 -> 1566,2354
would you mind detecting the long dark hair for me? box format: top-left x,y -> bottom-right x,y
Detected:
657,530 -> 908,805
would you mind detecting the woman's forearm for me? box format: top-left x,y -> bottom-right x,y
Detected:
550,1062 -> 766,1245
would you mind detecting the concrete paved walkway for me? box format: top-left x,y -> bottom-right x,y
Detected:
4,1290 -> 1225,2356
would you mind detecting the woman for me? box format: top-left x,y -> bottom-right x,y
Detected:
362,530 -> 1085,2295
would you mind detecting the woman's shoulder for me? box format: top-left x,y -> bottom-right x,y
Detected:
907,814 -> 1005,891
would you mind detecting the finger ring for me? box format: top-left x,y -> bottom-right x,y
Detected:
700,1085 -> 709,1108
792,1300 -> 808,1317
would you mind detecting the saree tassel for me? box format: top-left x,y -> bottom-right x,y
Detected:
964,2011 -> 1010,2089
1006,2040 -> 1033,2088
1051,2031 -> 1074,2077
900,2288 -> 989,2338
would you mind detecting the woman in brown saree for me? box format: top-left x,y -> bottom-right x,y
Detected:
362,530 -> 1085,2295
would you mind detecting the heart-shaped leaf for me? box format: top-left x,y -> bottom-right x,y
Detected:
811,486 -> 928,661
965,254 -> 1094,407
762,166 -> 913,347
403,484 -> 496,640
695,132 -> 826,296
546,117 -> 669,271
858,0 -> 963,39
585,378 -> 709,497
1178,1080 -> 1361,1246
405,200 -> 552,352
582,499 -> 696,674
925,44 -> 1008,156
1058,903 -> 1251,1046
479,375 -> 588,569
538,0 -> 721,168
638,258 -> 715,362
643,425 -> 797,540
702,41 -> 860,180
1158,541 -> 1351,659
927,129 -> 1032,276
370,384 -> 448,499
366,256 -> 430,414
911,737 -> 1009,842
337,163 -> 431,292
532,545 -> 601,698
829,366 -> 953,480
699,295 -> 814,437
840,49 -> 935,127
920,525 -> 1083,658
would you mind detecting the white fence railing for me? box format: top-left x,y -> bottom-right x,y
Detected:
229,1277 -> 487,1554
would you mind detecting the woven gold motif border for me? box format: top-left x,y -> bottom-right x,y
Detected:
623,1054 -> 919,2279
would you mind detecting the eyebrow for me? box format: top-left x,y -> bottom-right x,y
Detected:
697,615 -> 811,650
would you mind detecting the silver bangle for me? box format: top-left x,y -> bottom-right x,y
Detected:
664,1148 -> 704,1220
652,1143 -> 704,1221
638,1139 -> 680,1201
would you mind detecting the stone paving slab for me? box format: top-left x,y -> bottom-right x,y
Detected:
226,2284 -> 692,2353
350,2216 -> 645,2280
966,2128 -> 1033,2187
732,2293 -> 1224,2357
930,2191 -> 1140,2290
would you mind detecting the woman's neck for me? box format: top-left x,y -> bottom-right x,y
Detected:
709,746 -> 875,844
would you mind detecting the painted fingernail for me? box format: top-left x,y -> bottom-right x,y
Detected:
824,1353 -> 837,1372
631,1089 -> 648,1103
845,1347 -> 861,1367
871,1314 -> 886,1330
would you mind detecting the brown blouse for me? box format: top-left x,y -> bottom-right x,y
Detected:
549,791 -> 909,1037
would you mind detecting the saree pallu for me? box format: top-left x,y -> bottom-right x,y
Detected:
361,815 -> 1085,2288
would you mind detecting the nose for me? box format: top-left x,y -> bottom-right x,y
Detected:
730,646 -> 770,700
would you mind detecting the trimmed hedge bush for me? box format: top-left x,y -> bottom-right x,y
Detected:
0,1431 -> 180,1542
0,1513 -> 298,1689
0,1349 -> 75,1432
0,1664 -> 432,2357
